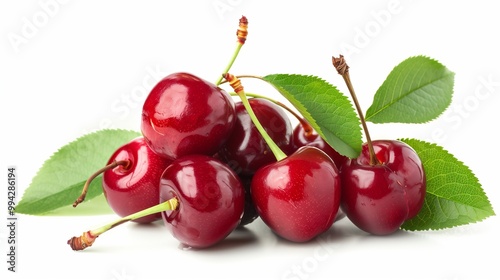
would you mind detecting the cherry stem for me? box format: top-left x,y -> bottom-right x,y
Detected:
224,73 -> 287,161
228,91 -> 314,135
215,16 -> 248,86
67,197 -> 179,251
73,160 -> 131,207
332,55 -> 380,165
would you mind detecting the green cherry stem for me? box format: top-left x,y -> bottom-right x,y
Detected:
215,16 -> 248,86
216,44 -> 243,85
223,75 -> 316,140
229,91 -> 315,136
67,197 -> 179,251
224,73 -> 287,161
332,55 -> 380,165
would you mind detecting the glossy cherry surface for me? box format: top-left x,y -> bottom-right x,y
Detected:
218,98 -> 294,175
102,137 -> 172,223
340,140 -> 426,235
251,146 -> 341,242
292,119 -> 348,168
159,155 -> 245,248
141,72 -> 235,160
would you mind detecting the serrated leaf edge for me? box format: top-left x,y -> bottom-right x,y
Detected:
399,138 -> 495,231
366,55 -> 455,124
263,73 -> 362,158
16,129 -> 141,213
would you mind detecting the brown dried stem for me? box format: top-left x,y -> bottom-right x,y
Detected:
332,55 -> 380,165
73,160 -> 130,207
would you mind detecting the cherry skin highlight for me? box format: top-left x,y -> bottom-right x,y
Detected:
102,137 -> 172,223
141,72 -> 236,160
340,140 -> 426,235
218,98 -> 294,175
159,155 -> 245,248
251,146 -> 341,242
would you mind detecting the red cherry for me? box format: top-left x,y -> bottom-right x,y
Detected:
340,140 -> 426,235
141,72 -> 236,160
251,146 -> 341,242
331,55 -> 426,235
218,98 -> 294,175
68,154 -> 243,250
102,137 -> 172,223
159,155 -> 245,248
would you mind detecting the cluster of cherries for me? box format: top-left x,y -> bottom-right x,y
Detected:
67,17 -> 427,251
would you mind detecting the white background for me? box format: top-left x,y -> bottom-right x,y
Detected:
1,1 -> 499,279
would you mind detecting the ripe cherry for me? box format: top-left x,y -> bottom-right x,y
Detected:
73,137 -> 172,224
159,155 -> 245,248
224,73 -> 341,242
252,146 -> 341,242
141,72 -> 236,160
340,140 -> 426,235
332,55 -> 426,235
217,98 -> 294,175
102,137 -> 172,223
68,154 -> 245,250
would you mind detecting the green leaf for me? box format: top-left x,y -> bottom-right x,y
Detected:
263,74 -> 362,158
40,194 -> 113,216
365,56 -> 455,123
15,129 -> 141,215
400,138 -> 495,231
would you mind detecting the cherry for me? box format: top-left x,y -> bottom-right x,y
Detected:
224,73 -> 341,242
73,137 -> 172,224
252,146 -> 341,242
340,140 -> 426,235
159,155 -> 245,248
332,55 -> 426,235
218,98 -> 294,175
102,137 -> 172,223
141,72 -> 236,160
68,154 -> 245,250
292,118 -> 348,168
